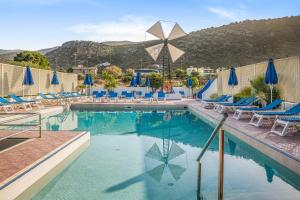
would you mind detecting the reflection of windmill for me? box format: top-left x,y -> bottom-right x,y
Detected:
145,140 -> 186,182
145,21 -> 187,91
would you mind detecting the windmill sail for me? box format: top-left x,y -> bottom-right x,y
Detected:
168,23 -> 187,40
168,163 -> 186,181
168,143 -> 185,161
145,43 -> 164,61
167,43 -> 185,63
146,21 -> 165,40
145,143 -> 163,161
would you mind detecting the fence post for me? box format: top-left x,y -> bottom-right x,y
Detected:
1,63 -> 3,97
218,129 -> 224,200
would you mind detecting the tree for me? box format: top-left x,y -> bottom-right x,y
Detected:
102,65 -> 122,78
13,51 -> 50,69
148,73 -> 163,90
67,68 -> 73,73
174,69 -> 187,80
102,71 -> 118,91
191,71 -> 199,77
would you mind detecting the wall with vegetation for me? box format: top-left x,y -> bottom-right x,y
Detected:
217,56 -> 300,102
0,63 -> 78,96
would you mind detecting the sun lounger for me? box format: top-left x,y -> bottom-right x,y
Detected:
144,92 -> 153,101
249,103 -> 300,127
108,91 -> 118,102
213,97 -> 249,111
157,91 -> 166,101
0,98 -> 16,112
124,92 -> 134,102
271,116 -> 300,136
233,99 -> 282,120
216,97 -> 258,113
9,94 -> 43,109
201,95 -> 231,108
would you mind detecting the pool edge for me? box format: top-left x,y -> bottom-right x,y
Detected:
0,131 -> 90,200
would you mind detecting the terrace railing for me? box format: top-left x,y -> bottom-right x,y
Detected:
0,112 -> 42,143
196,113 -> 228,200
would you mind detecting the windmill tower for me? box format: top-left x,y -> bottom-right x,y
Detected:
145,21 -> 187,92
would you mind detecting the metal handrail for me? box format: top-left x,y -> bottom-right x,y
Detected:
197,113 -> 228,161
197,113 -> 228,200
0,112 -> 42,142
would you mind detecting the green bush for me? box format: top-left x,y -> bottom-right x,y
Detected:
250,75 -> 280,103
235,86 -> 252,99
148,73 -> 163,90
210,93 -> 219,99
102,71 -> 118,91
13,51 -> 50,69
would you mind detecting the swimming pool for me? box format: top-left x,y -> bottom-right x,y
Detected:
33,110 -> 300,200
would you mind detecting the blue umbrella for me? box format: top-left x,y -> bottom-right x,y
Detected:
228,67 -> 238,101
228,67 -> 238,87
88,74 -> 93,86
84,74 -> 91,85
130,78 -> 136,87
23,65 -> 34,85
51,71 -> 59,85
145,77 -> 151,87
265,59 -> 278,102
135,72 -> 142,86
187,77 -> 193,87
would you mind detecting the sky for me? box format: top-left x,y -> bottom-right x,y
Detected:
0,0 -> 299,50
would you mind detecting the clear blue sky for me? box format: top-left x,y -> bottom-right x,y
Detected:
0,0 -> 299,50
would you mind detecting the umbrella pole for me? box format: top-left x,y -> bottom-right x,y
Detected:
270,84 -> 273,103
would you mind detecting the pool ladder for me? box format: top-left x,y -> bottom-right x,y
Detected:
196,113 -> 228,200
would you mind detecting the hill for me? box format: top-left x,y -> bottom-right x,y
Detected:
1,16 -> 300,69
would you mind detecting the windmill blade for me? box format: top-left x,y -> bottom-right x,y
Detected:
145,143 -> 162,161
167,43 -> 185,63
168,142 -> 185,161
168,163 -> 186,181
146,21 -> 165,40
147,164 -> 165,182
145,43 -> 164,61
168,23 -> 187,40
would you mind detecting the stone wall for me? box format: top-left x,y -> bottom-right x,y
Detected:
0,63 -> 78,97
217,56 -> 300,102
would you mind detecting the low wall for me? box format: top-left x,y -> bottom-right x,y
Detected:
0,63 -> 78,97
216,56 -> 300,102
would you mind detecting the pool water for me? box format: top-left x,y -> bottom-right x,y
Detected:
33,110 -> 300,200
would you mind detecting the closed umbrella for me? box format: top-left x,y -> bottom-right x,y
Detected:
228,66 -> 238,101
265,59 -> 278,102
51,71 -> 59,93
187,77 -> 193,98
23,65 -> 34,96
135,72 -> 142,86
84,74 -> 91,95
130,78 -> 136,87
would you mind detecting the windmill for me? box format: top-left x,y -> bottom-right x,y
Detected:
145,21 -> 187,92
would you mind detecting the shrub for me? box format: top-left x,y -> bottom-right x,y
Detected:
102,65 -> 122,78
148,73 -> 163,90
13,51 -> 50,69
174,69 -> 187,80
210,93 -> 219,99
102,71 -> 118,91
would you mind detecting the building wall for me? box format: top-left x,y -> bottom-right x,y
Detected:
216,56 -> 300,102
0,63 -> 78,97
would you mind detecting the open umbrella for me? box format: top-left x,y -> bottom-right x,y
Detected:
265,59 -> 278,102
187,77 -> 193,98
135,72 -> 142,86
23,65 -> 34,96
228,66 -> 238,101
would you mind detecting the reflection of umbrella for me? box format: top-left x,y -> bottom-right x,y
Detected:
145,142 -> 186,182
265,59 -> 278,102
135,72 -> 142,86
264,164 -> 274,183
228,67 -> 238,101
228,138 -> 237,155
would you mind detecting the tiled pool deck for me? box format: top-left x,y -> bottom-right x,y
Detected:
0,130 -> 83,185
